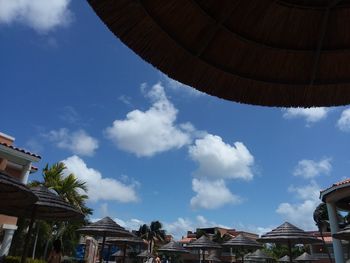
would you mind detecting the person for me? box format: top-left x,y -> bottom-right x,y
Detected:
48,239 -> 62,263
154,253 -> 161,263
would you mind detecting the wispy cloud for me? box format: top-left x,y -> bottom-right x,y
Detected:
337,108 -> 350,132
282,107 -> 329,126
0,0 -> 73,32
293,158 -> 332,179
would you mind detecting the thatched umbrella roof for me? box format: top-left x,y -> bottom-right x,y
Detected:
106,235 -> 145,245
333,224 -> 350,240
258,222 -> 320,245
186,235 -> 222,250
279,255 -> 292,262
87,0 -> 350,107
20,186 -> 84,263
77,217 -> 132,237
77,217 -> 133,263
258,222 -> 320,263
222,234 -> 262,249
0,171 -> 37,213
294,252 -> 317,262
245,249 -> 273,262
158,240 -> 189,254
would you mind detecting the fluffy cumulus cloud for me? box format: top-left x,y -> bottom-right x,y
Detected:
114,218 -> 145,231
190,178 -> 241,209
276,181 -> 320,230
45,128 -> 99,156
161,74 -> 204,97
293,158 -> 332,179
337,108 -> 350,132
189,134 -> 254,180
105,83 -> 194,157
62,155 -> 139,203
282,107 -> 329,125
0,0 -> 72,32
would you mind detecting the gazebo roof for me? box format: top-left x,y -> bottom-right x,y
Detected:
186,235 -> 222,250
87,0 -> 350,107
294,252 -> 317,261
320,178 -> 350,211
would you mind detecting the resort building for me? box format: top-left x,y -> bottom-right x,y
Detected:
0,132 -> 41,256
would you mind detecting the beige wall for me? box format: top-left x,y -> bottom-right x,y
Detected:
0,215 -> 17,226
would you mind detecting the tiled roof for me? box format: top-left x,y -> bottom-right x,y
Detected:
179,237 -> 196,243
320,178 -> 350,194
0,142 -> 41,159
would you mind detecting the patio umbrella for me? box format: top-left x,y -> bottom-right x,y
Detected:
77,216 -> 133,263
186,235 -> 221,262
294,252 -> 317,262
87,0 -> 350,107
245,249 -> 273,262
258,222 -> 320,263
0,171 -> 37,212
158,240 -> 189,254
106,235 -> 145,263
278,255 -> 292,263
19,186 -> 84,263
222,234 -> 262,263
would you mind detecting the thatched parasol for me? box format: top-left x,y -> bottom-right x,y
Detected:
87,0 -> 350,107
20,186 -> 84,263
294,252 -> 317,262
258,222 -> 320,263
332,224 -> 350,240
106,235 -> 145,263
158,240 -> 189,254
222,234 -> 262,263
0,171 -> 37,211
279,255 -> 292,262
186,235 -> 221,262
245,249 -> 273,262
77,217 -> 133,263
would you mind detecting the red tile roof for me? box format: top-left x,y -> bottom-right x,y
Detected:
0,142 -> 41,159
321,178 -> 350,193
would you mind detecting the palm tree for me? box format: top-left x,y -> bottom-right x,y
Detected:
137,221 -> 166,253
313,203 -> 333,263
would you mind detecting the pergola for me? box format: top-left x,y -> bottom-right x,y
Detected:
320,179 -> 350,263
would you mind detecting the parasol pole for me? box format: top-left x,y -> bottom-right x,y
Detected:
100,233 -> 106,263
21,207 -> 36,263
123,241 -> 127,263
288,240 -> 293,263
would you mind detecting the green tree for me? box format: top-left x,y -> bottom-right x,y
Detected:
137,221 -> 166,253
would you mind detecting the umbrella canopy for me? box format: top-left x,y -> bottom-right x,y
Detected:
186,235 -> 222,250
106,235 -> 145,245
294,252 -> 317,262
245,249 -> 273,262
279,255 -> 292,262
258,222 -> 320,263
77,216 -> 132,237
158,240 -> 189,253
0,171 -> 37,212
20,186 -> 84,263
87,0 -> 350,107
258,222 -> 320,245
222,234 -> 262,249
222,234 -> 262,263
77,217 -> 133,263
333,224 -> 350,240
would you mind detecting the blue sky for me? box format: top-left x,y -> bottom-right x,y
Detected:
2,0 -> 350,239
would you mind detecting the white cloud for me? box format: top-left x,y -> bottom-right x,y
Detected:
189,134 -> 254,180
282,107 -> 329,125
62,155 -> 139,203
293,158 -> 332,179
105,83 -> 193,157
161,74 -> 204,96
45,128 -> 99,156
190,178 -> 241,210
0,0 -> 72,32
114,218 -> 145,231
337,108 -> 350,132
276,181 -> 320,230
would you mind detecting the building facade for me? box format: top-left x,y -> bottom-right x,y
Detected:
0,132 -> 41,256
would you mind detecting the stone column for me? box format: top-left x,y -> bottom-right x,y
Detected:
20,162 -> 31,184
327,202 -> 344,263
0,224 -> 18,256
